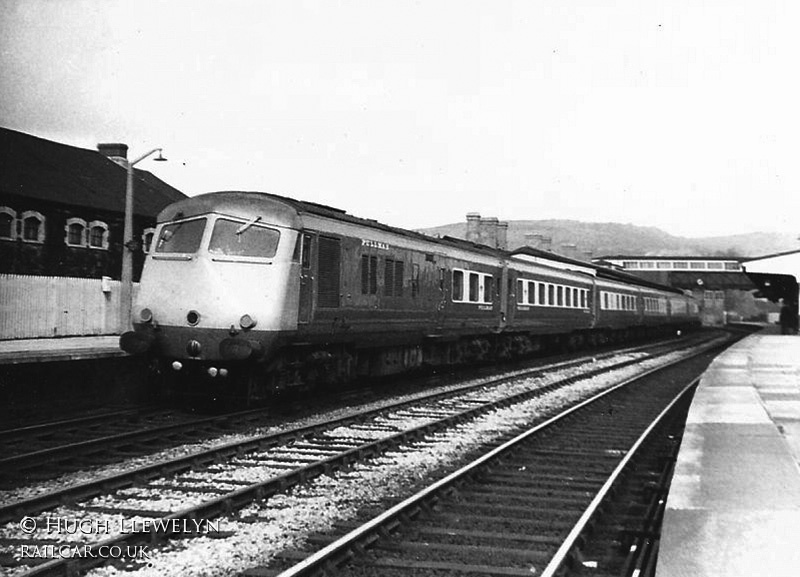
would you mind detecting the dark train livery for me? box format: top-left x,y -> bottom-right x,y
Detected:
120,191 -> 700,399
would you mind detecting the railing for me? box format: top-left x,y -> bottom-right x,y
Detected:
0,274 -> 137,339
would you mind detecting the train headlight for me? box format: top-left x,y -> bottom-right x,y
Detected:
187,310 -> 201,326
140,308 -> 154,323
239,314 -> 257,330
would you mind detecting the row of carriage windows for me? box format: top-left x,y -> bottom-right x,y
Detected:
0,207 -> 154,252
601,291 -> 637,311
517,279 -> 589,309
452,269 -> 494,304
359,258 -> 493,303
644,296 -> 668,314
600,291 -> 668,313
360,255 -> 421,298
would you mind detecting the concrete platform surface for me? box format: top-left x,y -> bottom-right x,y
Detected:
0,335 -> 125,364
656,332 -> 800,577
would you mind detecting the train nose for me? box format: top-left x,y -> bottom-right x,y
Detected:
186,339 -> 202,357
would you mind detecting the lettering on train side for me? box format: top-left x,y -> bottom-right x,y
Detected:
361,239 -> 390,250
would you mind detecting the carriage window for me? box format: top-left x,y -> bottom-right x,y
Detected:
385,258 -> 395,296
453,270 -> 464,301
384,258 -> 404,297
565,287 -> 572,307
361,255 -> 378,294
411,263 -> 420,298
527,281 -> 535,305
468,273 -> 479,302
539,283 -> 546,305
301,233 -> 312,268
209,218 -> 280,257
156,218 -> 207,254
548,284 -> 554,306
394,260 -> 404,296
517,280 -> 525,304
581,290 -> 587,308
483,275 -> 494,303
292,234 -> 302,262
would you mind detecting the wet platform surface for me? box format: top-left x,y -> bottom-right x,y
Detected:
657,328 -> 800,577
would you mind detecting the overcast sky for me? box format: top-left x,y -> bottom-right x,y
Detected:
1,0 -> 797,238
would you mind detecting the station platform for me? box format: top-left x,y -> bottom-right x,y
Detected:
0,335 -> 125,365
657,327 -> 800,577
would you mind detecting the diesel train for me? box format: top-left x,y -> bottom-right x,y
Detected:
120,191 -> 701,401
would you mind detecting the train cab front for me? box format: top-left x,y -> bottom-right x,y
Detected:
120,193 -> 303,385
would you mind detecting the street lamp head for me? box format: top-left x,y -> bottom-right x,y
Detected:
154,149 -> 167,162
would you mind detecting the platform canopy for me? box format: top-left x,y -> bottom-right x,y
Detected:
742,250 -> 800,304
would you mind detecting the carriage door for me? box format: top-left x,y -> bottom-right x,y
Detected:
298,232 -> 314,324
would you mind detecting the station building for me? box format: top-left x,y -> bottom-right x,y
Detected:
0,127 -> 186,281
0,127 -> 186,339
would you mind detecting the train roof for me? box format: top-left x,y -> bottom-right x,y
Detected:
594,266 -> 686,294
160,190 -> 688,296
164,190 -> 503,256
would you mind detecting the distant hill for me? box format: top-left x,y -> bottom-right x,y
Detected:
417,220 -> 800,259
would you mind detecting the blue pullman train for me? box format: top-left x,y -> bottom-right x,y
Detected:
120,191 -> 700,400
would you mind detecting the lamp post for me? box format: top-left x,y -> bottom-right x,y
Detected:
119,147 -> 167,331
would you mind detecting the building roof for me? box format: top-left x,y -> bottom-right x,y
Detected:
0,127 -> 186,217
742,248 -> 800,263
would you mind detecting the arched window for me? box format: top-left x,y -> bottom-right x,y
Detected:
0,207 -> 16,240
65,217 -> 87,247
141,227 -> 155,253
87,220 -> 109,250
20,211 -> 45,243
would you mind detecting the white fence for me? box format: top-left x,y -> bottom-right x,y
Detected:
0,274 -> 138,339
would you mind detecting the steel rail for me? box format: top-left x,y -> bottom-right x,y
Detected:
0,337 -> 676,474
0,337 -> 692,524
538,377 -> 699,577
5,340 -> 722,576
270,353 -> 713,577
10,355 -> 661,576
0,409 -> 145,440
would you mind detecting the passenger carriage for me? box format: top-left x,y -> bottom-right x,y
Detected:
120,191 -> 700,401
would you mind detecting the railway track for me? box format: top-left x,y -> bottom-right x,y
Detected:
0,407 -> 274,487
0,335 -> 706,490
256,347 -> 702,577
0,332 -> 731,577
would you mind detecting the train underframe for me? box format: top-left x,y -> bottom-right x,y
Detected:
150,322 -> 696,407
